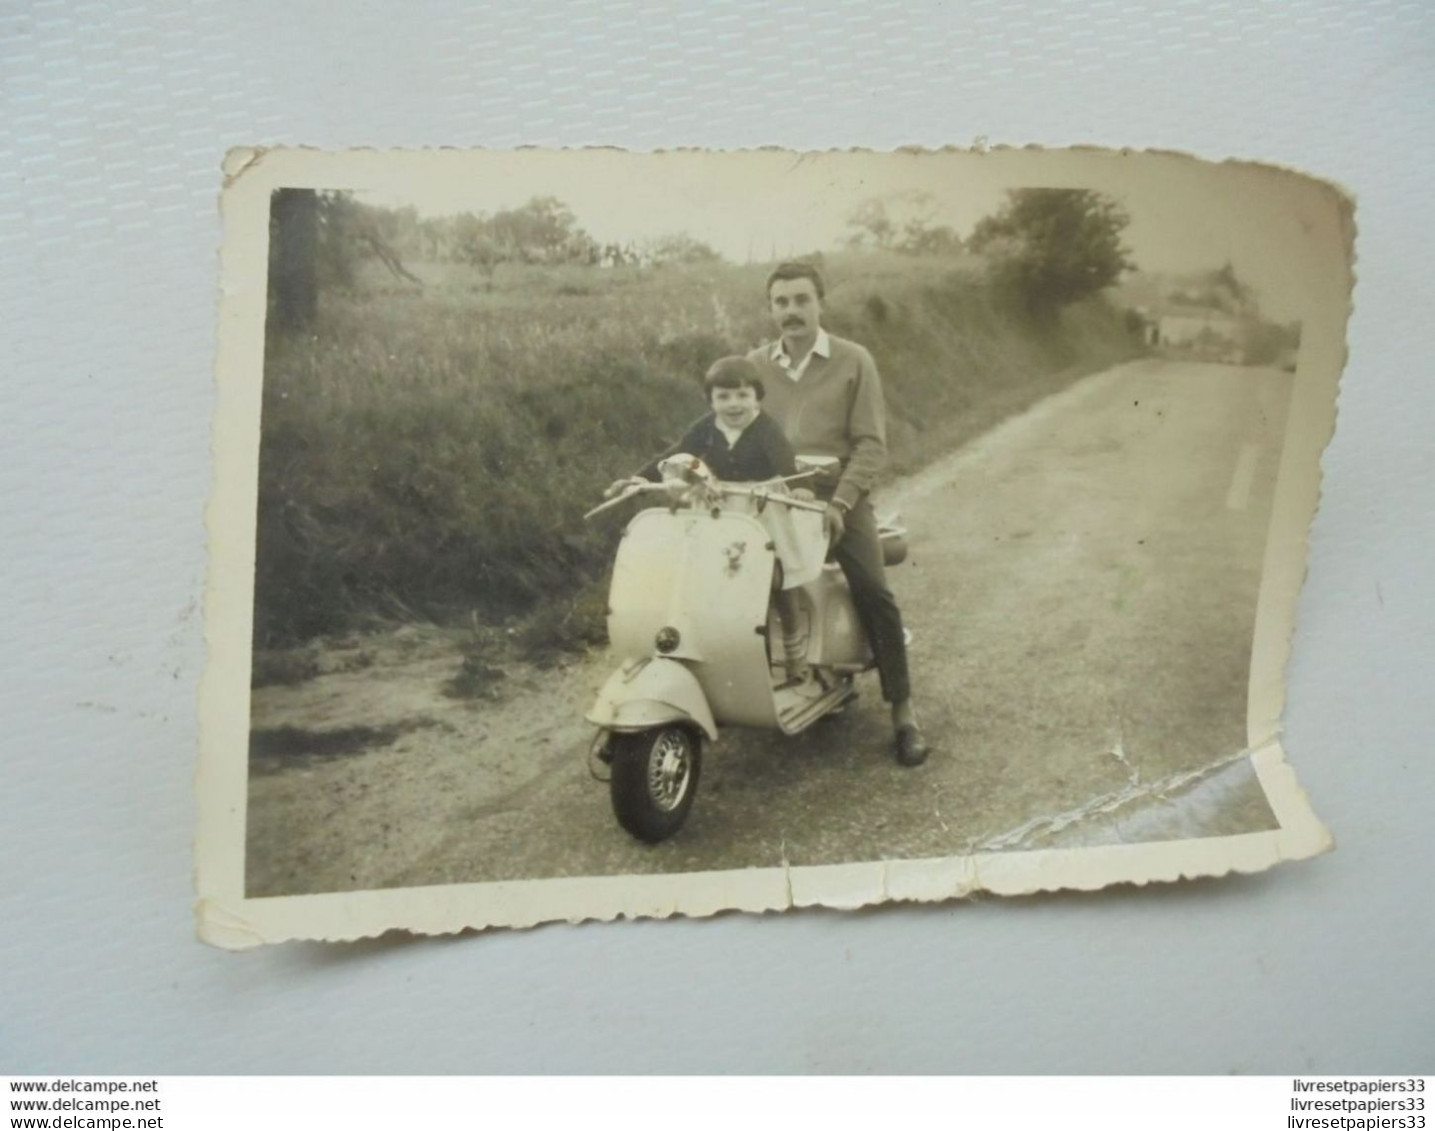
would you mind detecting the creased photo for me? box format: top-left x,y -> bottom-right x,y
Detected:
197,147 -> 1348,947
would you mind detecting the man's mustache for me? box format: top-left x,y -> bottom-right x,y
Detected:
781,317 -> 805,327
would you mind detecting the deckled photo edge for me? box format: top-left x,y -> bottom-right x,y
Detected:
196,146 -> 1348,948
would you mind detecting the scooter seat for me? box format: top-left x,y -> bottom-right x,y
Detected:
880,531 -> 908,567
877,514 -> 908,567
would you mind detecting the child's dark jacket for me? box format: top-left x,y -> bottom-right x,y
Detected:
638,411 -> 797,483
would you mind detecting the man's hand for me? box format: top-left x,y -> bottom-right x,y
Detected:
823,502 -> 846,548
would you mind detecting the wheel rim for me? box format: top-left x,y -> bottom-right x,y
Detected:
647,729 -> 693,812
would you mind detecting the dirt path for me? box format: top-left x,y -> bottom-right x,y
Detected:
246,359 -> 1292,897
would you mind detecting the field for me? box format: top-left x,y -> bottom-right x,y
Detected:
253,251 -> 1142,667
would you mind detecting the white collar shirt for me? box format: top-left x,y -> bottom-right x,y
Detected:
770,328 -> 831,382
714,418 -> 748,447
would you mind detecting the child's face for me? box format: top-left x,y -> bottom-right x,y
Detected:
711,384 -> 760,430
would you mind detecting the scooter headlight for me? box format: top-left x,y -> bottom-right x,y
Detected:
655,626 -> 681,654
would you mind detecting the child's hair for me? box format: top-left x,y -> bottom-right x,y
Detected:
702,355 -> 766,401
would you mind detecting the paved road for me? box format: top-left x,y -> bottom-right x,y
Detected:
247,359 -> 1294,895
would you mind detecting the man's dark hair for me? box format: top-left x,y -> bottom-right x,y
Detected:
703,355 -> 766,401
765,260 -> 826,301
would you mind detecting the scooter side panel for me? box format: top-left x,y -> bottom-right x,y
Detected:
803,568 -> 875,670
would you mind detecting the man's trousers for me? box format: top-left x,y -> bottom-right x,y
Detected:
831,497 -> 911,706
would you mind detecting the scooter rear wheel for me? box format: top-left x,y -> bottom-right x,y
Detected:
609,726 -> 702,843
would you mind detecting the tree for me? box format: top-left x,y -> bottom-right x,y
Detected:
969,189 -> 1133,313
489,196 -> 579,261
269,192 -> 426,329
844,198 -> 896,250
451,212 -> 504,274
354,218 -> 423,286
269,188 -> 319,332
896,217 -> 963,257
314,191 -> 363,289
846,192 -> 962,256
1208,261 -> 1258,317
643,232 -> 723,266
418,216 -> 449,261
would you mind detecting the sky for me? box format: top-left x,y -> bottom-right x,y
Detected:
352,149 -> 1335,322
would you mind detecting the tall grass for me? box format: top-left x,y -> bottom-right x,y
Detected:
254,254 -> 1139,648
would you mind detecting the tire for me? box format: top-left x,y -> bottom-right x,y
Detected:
609,726 -> 702,843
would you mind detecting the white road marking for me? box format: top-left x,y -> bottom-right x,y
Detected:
1225,442 -> 1260,512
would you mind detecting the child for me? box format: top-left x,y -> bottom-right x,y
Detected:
631,356 -> 796,485
607,356 -> 812,685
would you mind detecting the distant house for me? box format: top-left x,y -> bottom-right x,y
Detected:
1148,304 -> 1244,363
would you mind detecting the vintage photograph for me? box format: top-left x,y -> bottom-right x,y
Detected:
198,148 -> 1346,945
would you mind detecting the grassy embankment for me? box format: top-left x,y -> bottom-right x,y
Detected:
254,252 -> 1141,676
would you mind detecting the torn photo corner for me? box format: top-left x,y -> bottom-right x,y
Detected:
197,146 -> 1349,948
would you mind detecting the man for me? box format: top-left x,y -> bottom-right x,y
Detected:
746,261 -> 929,767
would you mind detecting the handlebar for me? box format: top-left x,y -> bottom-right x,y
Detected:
721,482 -> 829,513
584,479 -> 829,521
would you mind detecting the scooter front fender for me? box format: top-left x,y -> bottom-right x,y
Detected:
586,657 -> 718,742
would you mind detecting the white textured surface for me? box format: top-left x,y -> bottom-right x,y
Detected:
2,0 -> 1431,1072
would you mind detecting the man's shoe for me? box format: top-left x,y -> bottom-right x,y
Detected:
894,724 -> 928,767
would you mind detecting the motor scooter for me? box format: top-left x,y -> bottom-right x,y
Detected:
583,456 -> 908,842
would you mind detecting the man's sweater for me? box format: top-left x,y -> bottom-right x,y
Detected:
746,333 -> 888,511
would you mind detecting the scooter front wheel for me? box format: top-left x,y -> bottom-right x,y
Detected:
609,726 -> 702,843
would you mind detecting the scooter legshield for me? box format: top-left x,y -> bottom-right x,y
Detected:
586,657 -> 719,742
606,507 -> 781,728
